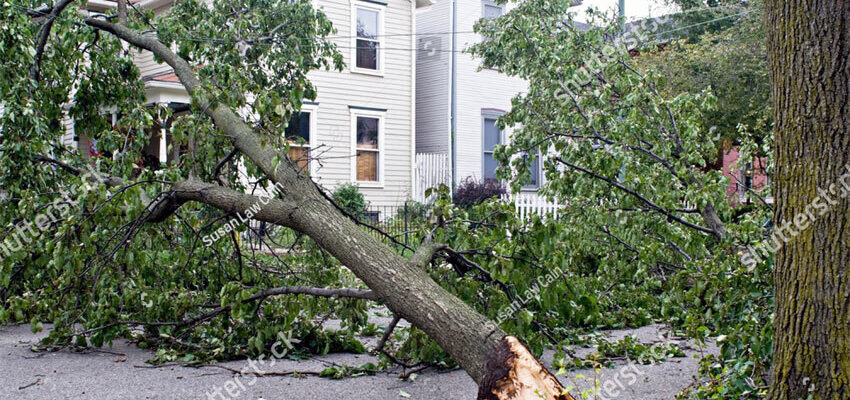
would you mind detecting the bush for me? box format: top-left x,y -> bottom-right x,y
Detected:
333,183 -> 368,216
452,178 -> 506,208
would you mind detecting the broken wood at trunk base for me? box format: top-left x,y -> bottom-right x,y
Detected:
81,16 -> 574,399
479,336 -> 575,400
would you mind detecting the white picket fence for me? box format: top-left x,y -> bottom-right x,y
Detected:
504,193 -> 564,222
414,153 -> 451,203
412,153 -> 563,221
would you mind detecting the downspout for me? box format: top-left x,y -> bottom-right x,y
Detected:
619,0 -> 626,32
450,0 -> 458,190
410,0 -> 417,200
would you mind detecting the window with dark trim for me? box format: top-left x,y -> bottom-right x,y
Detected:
285,111 -> 311,170
355,7 -> 381,70
355,116 -> 380,182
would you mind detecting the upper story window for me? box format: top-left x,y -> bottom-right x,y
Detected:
285,111 -> 312,171
482,116 -> 502,182
482,0 -> 503,20
353,3 -> 384,74
481,1 -> 504,43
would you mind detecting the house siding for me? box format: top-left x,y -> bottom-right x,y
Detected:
414,0 -> 451,155
133,4 -> 175,80
307,0 -> 415,206
413,0 -> 528,184
62,0 -> 416,208
454,0 -> 527,183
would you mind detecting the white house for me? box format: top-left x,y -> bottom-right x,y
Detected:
66,0 -> 423,208
414,0 -> 674,195
415,0 -> 533,190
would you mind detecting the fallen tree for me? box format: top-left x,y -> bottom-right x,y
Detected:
2,0 -> 572,398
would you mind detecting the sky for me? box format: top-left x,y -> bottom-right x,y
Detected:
572,0 -> 681,23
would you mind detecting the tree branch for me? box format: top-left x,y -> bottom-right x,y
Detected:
34,154 -> 125,187
376,314 -> 401,352
30,0 -> 76,83
116,0 -> 127,26
75,285 -> 377,335
555,157 -> 720,236
410,241 -> 446,268
83,18 -> 296,190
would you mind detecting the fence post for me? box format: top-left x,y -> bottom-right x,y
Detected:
404,202 -> 409,246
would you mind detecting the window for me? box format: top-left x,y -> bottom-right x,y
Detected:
352,111 -> 383,184
522,149 -> 541,189
481,1 -> 503,42
353,5 -> 383,72
285,111 -> 311,170
482,1 -> 503,19
482,117 -> 501,181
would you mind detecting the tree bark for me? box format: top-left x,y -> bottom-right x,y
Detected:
765,1 -> 850,399
83,19 -> 572,399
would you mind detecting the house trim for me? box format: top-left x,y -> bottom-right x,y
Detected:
481,0 -> 505,18
348,105 -> 388,112
409,0 -> 417,199
144,81 -> 190,104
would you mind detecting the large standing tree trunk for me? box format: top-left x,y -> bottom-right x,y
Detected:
765,1 -> 850,399
83,19 -> 572,400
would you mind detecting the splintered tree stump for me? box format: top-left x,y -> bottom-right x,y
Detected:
478,336 -> 575,400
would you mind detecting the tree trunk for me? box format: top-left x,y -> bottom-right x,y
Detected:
84,19 -> 573,400
765,1 -> 850,399
169,180 -> 571,400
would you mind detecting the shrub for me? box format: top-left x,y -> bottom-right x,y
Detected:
333,183 -> 367,216
452,177 -> 506,208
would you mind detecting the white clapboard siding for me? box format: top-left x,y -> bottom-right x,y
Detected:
304,0 -> 415,207
503,193 -> 564,223
414,153 -> 451,203
414,0 -> 529,182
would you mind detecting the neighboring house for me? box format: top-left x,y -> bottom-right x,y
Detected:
415,0 -> 533,191
721,147 -> 772,206
64,0 -> 422,209
414,1 -> 677,196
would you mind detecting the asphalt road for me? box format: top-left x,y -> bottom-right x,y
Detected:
0,322 -> 714,400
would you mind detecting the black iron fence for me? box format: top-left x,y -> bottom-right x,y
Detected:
356,202 -> 427,247
249,201 -> 428,248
